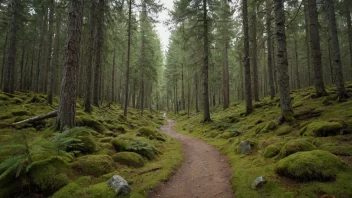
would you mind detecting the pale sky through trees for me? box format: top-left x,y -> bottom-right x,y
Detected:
156,0 -> 174,55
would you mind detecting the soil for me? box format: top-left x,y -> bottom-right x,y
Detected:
148,119 -> 235,198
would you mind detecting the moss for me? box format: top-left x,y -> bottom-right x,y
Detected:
301,122 -> 343,137
99,137 -> 113,143
205,131 -> 219,138
0,113 -> 13,120
264,143 -> 284,158
112,152 -> 145,167
76,116 -> 106,133
107,124 -> 126,133
276,125 -> 293,136
100,142 -> 114,150
276,150 -> 346,181
137,127 -> 165,141
0,93 -> 10,101
111,137 -> 159,160
72,155 -> 115,177
11,110 -> 31,116
218,131 -> 241,139
278,139 -> 316,158
104,131 -> 115,137
260,120 -> 277,133
29,157 -> 71,194
319,143 -> 352,156
84,182 -> 116,198
66,127 -> 97,154
51,176 -> 93,198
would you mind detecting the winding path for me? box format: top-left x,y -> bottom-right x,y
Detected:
149,119 -> 234,198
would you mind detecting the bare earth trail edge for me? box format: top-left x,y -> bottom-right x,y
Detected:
148,119 -> 235,198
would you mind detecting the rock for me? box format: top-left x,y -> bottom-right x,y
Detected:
107,175 -> 131,195
278,139 -> 316,158
112,152 -> 145,167
239,141 -> 252,154
300,121 -> 343,137
264,143 -> 284,158
276,150 -> 346,181
276,125 -> 293,136
251,176 -> 267,189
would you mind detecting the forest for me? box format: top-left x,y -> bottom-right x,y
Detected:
0,0 -> 352,197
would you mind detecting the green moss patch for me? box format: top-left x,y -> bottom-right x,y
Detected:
278,139 -> 316,158
66,127 -> 97,154
264,142 -> 285,158
112,152 -> 145,167
276,150 -> 346,181
137,127 -> 165,141
111,137 -> 159,160
276,125 -> 293,136
76,116 -> 106,133
301,122 -> 343,137
72,155 -> 115,177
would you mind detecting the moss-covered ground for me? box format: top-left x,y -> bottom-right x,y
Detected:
0,91 -> 183,197
169,83 -> 352,198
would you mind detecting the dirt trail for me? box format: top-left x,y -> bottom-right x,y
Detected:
149,119 -> 234,198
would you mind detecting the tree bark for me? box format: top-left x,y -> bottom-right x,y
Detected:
56,0 -> 83,131
124,0 -> 132,117
46,0 -> 55,104
303,0 -> 312,86
242,0 -> 253,114
346,3 -> 352,79
1,31 -> 8,89
308,0 -> 328,97
202,0 -> 211,122
19,45 -> 25,90
84,1 -> 96,113
294,36 -> 300,89
93,0 -> 104,106
3,0 -> 18,94
266,0 -> 275,100
222,2 -> 230,109
327,0 -> 347,100
251,5 -> 260,102
274,0 -> 293,121
112,44 -> 116,102
34,8 -> 47,93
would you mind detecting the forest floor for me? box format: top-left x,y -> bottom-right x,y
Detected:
169,82 -> 352,198
149,119 -> 234,198
0,91 -> 183,198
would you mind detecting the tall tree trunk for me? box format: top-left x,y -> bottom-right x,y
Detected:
346,3 -> 352,79
19,45 -> 25,90
48,10 -> 61,104
84,1 -> 96,113
308,0 -> 328,97
46,0 -> 55,104
3,0 -> 18,94
303,0 -> 312,86
202,0 -> 211,121
266,0 -> 275,99
34,8 -> 47,93
93,0 -> 104,106
251,5 -> 260,102
223,7 -> 230,109
124,0 -> 132,117
56,0 -> 83,131
327,0 -> 347,100
242,0 -> 253,114
294,37 -> 300,89
111,44 -> 116,102
328,39 -> 334,83
41,9 -> 49,93
1,31 -> 8,89
274,0 -> 293,122
195,73 -> 199,113
181,63 -> 185,110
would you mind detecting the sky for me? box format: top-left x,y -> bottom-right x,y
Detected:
155,0 -> 174,55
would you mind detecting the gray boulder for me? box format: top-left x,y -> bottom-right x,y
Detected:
239,140 -> 251,154
107,175 -> 131,195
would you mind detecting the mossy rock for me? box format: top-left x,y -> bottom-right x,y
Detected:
84,181 -> 116,197
107,124 -> 126,133
318,143 -> 352,156
300,122 -> 343,137
206,131 -> 219,138
0,94 -> 10,101
276,150 -> 346,181
264,142 -> 285,158
100,142 -> 114,150
260,120 -> 277,133
28,157 -> 71,194
72,155 -> 115,177
278,139 -> 316,158
276,125 -> 293,136
76,116 -> 106,133
99,137 -> 113,143
112,152 -> 145,167
66,127 -> 97,154
137,127 -> 165,141
111,137 -> 159,160
219,131 -> 241,139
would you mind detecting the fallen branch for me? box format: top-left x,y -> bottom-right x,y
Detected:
12,110 -> 58,125
138,167 -> 162,175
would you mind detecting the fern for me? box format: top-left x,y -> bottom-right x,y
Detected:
52,129 -> 83,156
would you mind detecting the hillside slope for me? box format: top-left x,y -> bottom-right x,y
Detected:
171,83 -> 352,198
0,91 -> 183,197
